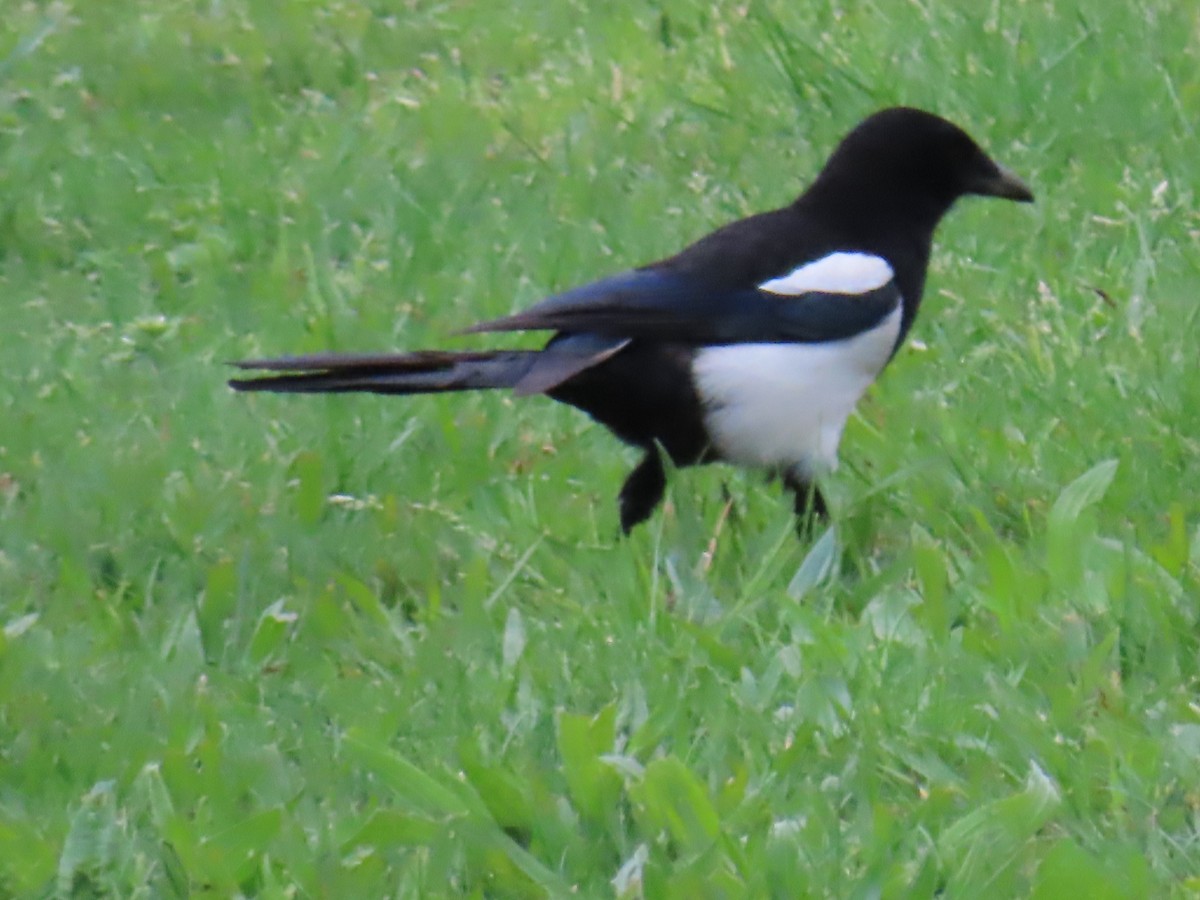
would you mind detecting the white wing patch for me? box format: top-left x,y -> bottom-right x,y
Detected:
693,304 -> 902,476
759,252 -> 893,296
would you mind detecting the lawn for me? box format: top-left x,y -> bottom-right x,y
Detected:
1,0 -> 1198,896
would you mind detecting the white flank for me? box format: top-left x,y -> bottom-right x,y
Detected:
759,252 -> 893,296
693,304 -> 902,475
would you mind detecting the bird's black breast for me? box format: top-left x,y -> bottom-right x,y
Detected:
548,341 -> 712,465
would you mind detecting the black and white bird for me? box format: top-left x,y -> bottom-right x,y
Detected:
231,107 -> 1033,534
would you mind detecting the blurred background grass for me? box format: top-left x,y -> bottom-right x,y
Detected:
1,0 -> 1198,896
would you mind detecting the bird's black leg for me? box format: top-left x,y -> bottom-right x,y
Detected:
618,448 -> 667,534
783,471 -> 828,535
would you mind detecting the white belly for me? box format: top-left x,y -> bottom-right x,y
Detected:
692,304 -> 902,475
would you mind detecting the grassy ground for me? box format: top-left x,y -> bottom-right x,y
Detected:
2,0 -> 1199,896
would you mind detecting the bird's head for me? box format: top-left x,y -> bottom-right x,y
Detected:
811,107 -> 1034,222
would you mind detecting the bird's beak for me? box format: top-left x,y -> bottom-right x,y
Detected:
973,162 -> 1035,203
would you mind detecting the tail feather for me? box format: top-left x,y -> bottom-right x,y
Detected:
228,350 -> 538,395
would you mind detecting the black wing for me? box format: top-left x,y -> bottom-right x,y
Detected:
464,268 -> 900,345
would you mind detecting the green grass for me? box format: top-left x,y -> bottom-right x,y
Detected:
1,0 -> 1199,896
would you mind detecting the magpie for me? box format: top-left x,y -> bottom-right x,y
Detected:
231,107 -> 1033,534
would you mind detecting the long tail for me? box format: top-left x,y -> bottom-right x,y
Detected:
228,350 -> 539,395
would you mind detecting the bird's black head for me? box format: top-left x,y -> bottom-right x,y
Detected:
797,107 -> 1032,343
808,107 -> 1033,228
